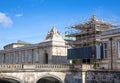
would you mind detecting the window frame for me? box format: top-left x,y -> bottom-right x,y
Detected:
103,43 -> 107,59
118,40 -> 120,58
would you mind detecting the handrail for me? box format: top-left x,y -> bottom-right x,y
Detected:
0,64 -> 81,71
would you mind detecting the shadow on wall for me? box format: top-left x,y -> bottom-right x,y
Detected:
36,76 -> 62,83
0,78 -> 20,83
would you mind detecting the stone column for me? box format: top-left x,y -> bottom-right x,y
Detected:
82,71 -> 86,83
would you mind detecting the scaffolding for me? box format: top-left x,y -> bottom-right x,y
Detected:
66,15 -> 115,65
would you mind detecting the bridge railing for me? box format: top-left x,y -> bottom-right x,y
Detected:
0,64 -> 23,71
0,64 -> 81,71
34,64 -> 73,71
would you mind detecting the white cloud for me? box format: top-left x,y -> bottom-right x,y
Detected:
0,12 -> 13,28
15,13 -> 23,17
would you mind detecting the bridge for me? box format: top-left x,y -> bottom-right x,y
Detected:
0,64 -> 82,83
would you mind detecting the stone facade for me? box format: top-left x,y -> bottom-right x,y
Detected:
86,70 -> 120,83
0,26 -> 83,83
0,26 -> 69,64
99,28 -> 120,70
0,64 -> 82,83
0,71 -> 82,83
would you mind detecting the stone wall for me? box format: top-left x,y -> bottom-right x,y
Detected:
65,72 -> 82,83
0,71 -> 82,83
86,70 -> 120,83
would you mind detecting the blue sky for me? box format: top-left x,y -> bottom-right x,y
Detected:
0,0 -> 120,49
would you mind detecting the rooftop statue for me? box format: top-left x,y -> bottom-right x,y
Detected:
45,26 -> 64,42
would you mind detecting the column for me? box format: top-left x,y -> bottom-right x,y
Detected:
82,71 -> 86,83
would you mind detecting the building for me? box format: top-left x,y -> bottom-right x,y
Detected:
0,26 -> 83,83
100,28 -> 120,70
0,15 -> 120,83
66,15 -> 120,70
0,26 -> 69,64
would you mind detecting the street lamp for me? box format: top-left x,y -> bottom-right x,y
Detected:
109,37 -> 113,70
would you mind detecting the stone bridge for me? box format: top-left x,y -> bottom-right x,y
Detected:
0,64 -> 82,83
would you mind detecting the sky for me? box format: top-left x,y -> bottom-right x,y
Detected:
0,0 -> 120,49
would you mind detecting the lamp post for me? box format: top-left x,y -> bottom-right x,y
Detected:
109,37 -> 113,70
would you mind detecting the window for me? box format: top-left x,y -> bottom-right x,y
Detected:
27,50 -> 32,63
82,59 -> 90,64
118,41 -> 120,58
103,43 -> 107,59
34,49 -> 39,62
21,51 -> 25,63
1,54 -> 4,64
6,53 -> 9,64
9,53 -> 12,64
11,53 -> 14,64
8,53 -> 10,64
15,51 -> 19,63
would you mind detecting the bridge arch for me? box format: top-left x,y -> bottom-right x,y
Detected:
0,75 -> 22,83
36,74 -> 63,83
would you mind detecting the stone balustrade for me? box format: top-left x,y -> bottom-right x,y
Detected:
0,64 -> 23,71
82,64 -> 93,71
34,64 -> 72,71
0,64 -> 81,71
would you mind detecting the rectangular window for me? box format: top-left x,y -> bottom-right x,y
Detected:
27,50 -> 32,63
21,51 -> 25,63
11,52 -> 14,64
34,49 -> 39,63
8,53 -> 10,64
6,53 -> 9,64
103,43 -> 107,59
9,53 -> 12,64
3,54 -> 6,64
15,51 -> 19,64
118,41 -> 120,58
0,54 -> 4,64
9,52 -> 13,64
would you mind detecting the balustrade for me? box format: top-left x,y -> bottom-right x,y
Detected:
0,64 -> 81,71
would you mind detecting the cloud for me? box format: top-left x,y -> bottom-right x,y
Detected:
0,12 -> 13,28
15,13 -> 23,17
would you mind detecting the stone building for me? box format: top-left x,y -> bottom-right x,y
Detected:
0,26 -> 69,64
99,28 -> 120,70
66,15 -> 120,70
